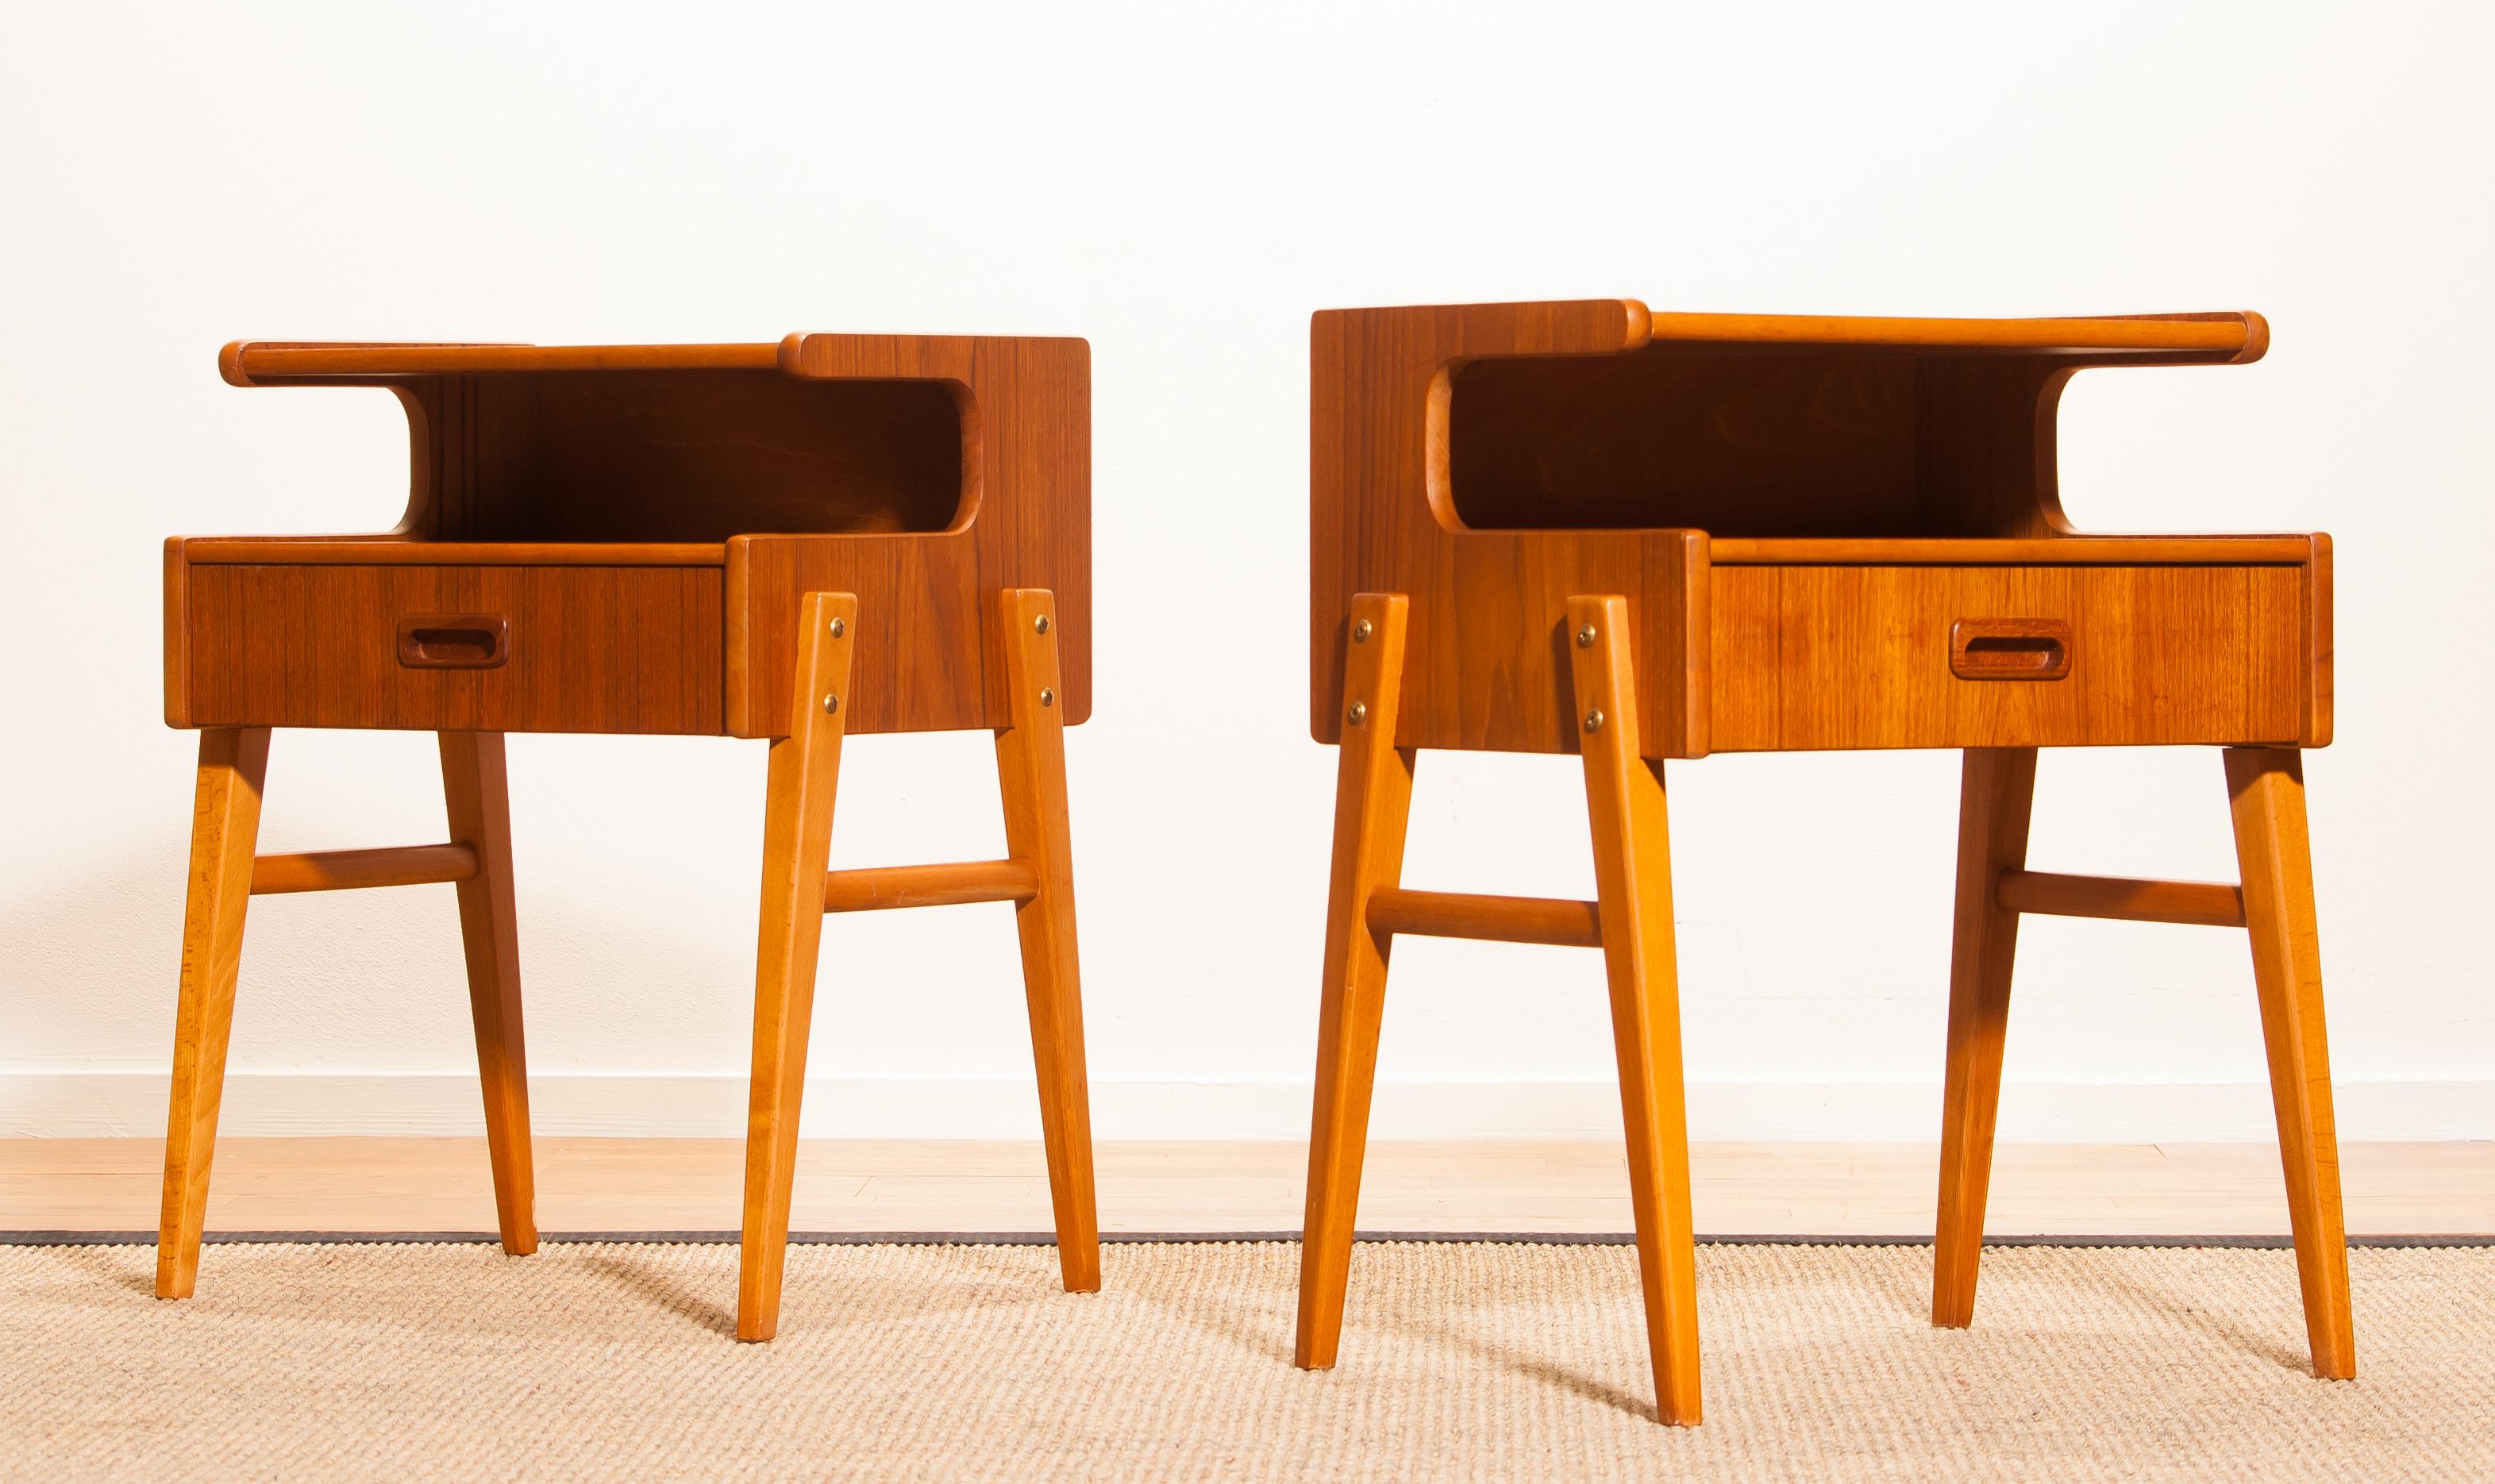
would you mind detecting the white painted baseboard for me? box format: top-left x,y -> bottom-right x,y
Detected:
2,1071 -> 2487,1142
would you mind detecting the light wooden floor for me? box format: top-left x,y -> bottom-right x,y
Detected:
6,1139 -> 2489,1237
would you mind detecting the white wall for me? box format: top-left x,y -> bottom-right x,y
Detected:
2,2 -> 2489,1144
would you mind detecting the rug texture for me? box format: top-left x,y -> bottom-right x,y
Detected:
3,1241 -> 2488,1482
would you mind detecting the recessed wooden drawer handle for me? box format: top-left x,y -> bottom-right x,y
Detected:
1950,619 -> 2070,681
396,613 -> 511,670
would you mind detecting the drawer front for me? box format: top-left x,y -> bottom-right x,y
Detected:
183,564 -> 723,733
1709,564 -> 2311,751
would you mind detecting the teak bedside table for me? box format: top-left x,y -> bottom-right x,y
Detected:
1293,302 -> 2343,1424
159,334 -> 1100,1339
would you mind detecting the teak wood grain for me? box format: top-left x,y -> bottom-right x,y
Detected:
161,338 -> 1100,1342
1932,748 -> 2038,1329
1364,886 -> 1602,948
737,593 -> 856,1342
1298,302 -> 2350,1419
156,727 -> 271,1299
821,859 -> 1038,913
992,589 -> 1103,1295
438,732 -> 537,1255
1308,301 -> 2325,758
248,844 -> 478,895
737,588 -> 1100,1336
1568,595 -> 1703,1425
1296,593 -> 1416,1372
171,333 -> 1092,739
179,562 -> 724,735
1995,869 -> 2246,928
155,727 -> 546,1293
2225,748 -> 2355,1378
1708,562 -> 2312,751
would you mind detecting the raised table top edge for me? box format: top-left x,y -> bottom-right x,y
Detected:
175,538 -> 728,567
221,333 -> 1093,385
1642,309 -> 2259,357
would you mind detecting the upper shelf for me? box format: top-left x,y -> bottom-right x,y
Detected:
1435,303 -> 2270,537
214,340 -> 979,540
1638,309 -> 2264,360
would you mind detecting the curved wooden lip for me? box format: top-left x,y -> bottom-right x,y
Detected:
1642,310 -> 2262,359
221,340 -> 785,385
177,537 -> 726,566
221,332 -> 1088,385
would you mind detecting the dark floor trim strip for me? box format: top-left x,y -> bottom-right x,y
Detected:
6,1230 -> 2488,1249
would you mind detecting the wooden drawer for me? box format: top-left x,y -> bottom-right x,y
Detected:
1708,563 -> 2316,751
176,563 -> 724,734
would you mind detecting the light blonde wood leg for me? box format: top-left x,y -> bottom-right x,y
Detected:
157,726 -> 271,1299
438,731 -> 537,1256
1932,746 -> 2038,1327
993,589 -> 1100,1293
1295,593 -> 1414,1370
736,593 -> 855,1342
1566,595 -> 1701,1427
2225,746 -> 2355,1379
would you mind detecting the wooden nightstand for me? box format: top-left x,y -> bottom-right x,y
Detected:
159,334 -> 1101,1339
1294,302 -> 2343,1424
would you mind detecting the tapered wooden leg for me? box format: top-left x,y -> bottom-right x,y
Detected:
737,592 -> 856,1342
1931,747 -> 2039,1328
993,589 -> 1100,1293
157,727 -> 271,1299
1567,595 -> 1701,1427
1295,593 -> 1415,1370
2226,746 -> 2355,1379
438,731 -> 537,1256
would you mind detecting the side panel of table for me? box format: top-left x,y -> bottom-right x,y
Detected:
177,563 -> 725,734
723,533 -> 999,738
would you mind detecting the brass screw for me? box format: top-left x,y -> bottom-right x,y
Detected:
1347,700 -> 1368,725
1353,618 -> 1373,644
1583,707 -> 1604,733
829,617 -> 846,639
1576,623 -> 1596,648
1039,686 -> 1056,708
823,694 -> 841,715
1034,614 -> 1050,635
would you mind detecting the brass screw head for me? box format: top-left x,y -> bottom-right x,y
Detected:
1576,623 -> 1596,648
829,617 -> 846,639
823,693 -> 841,715
1034,613 -> 1050,635
1583,706 -> 1604,733
1347,700 -> 1368,725
1039,686 -> 1056,708
1353,618 -> 1373,644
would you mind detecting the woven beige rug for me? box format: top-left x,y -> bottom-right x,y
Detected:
5,1241 -> 2489,1482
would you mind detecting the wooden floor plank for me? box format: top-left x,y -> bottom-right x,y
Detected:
2,1138 -> 2487,1237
